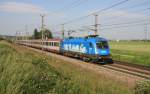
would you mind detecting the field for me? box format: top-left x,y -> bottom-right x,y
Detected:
110,41 -> 150,67
0,40 -> 135,94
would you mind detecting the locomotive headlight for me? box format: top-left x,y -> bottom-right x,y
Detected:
95,49 -> 98,54
100,50 -> 107,54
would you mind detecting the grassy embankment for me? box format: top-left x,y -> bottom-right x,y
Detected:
0,41 -> 134,94
110,41 -> 150,67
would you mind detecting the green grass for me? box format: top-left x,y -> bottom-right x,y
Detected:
0,41 -> 134,94
109,41 -> 150,67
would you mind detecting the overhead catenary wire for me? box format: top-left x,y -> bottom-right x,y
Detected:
56,0 -> 89,12
101,18 -> 150,27
54,0 -> 130,26
100,0 -> 150,18
71,18 -> 150,32
46,0 -> 89,16
102,7 -> 150,24
100,22 -> 150,30
64,6 -> 150,33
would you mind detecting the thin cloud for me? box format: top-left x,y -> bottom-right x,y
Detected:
0,2 -> 47,14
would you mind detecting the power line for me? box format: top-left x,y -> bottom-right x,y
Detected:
100,22 -> 150,30
78,18 -> 150,29
100,0 -> 150,17
55,0 -> 89,12
47,0 -> 89,16
73,19 -> 150,32
55,0 -> 129,26
101,18 -> 150,27
102,7 -> 150,24
92,0 -> 129,14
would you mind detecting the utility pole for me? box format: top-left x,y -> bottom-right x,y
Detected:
144,23 -> 148,41
15,31 -> 18,41
62,24 -> 65,39
40,14 -> 45,51
94,14 -> 98,35
20,31 -> 22,40
67,30 -> 76,37
25,25 -> 28,40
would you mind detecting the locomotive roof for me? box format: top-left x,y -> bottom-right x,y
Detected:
47,38 -> 62,41
63,36 -> 107,42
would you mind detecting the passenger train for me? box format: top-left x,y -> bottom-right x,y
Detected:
17,35 -> 113,64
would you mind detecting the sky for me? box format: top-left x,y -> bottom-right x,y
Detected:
0,0 -> 150,40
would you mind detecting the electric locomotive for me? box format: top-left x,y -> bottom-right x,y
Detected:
60,35 -> 113,63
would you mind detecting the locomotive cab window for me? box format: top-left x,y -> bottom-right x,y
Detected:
89,43 -> 93,48
96,41 -> 108,49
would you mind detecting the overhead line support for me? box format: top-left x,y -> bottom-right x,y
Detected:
40,14 -> 45,51
62,24 -> 65,39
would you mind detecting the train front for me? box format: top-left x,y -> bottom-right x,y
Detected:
95,38 -> 113,63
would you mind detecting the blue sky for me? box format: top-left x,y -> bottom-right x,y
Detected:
0,0 -> 150,40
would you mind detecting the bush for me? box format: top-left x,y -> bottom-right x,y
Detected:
135,80 -> 150,94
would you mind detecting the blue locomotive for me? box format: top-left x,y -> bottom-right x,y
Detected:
60,35 -> 113,63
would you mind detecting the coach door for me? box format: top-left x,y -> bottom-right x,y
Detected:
89,42 -> 93,54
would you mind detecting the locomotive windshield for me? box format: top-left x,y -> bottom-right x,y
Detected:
96,41 -> 108,49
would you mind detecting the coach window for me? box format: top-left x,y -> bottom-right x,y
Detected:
56,42 -> 58,46
48,42 -> 50,46
46,42 -> 48,45
55,42 -> 58,46
56,43 -> 59,46
54,42 -> 56,46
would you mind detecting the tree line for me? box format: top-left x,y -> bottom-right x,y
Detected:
33,28 -> 53,39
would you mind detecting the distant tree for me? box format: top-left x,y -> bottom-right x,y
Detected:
33,28 -> 40,39
33,28 -> 53,39
44,29 -> 53,39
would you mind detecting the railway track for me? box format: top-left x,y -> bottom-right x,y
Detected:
21,44 -> 150,80
112,61 -> 150,75
51,52 -> 150,80
59,55 -> 150,80
101,63 -> 150,80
